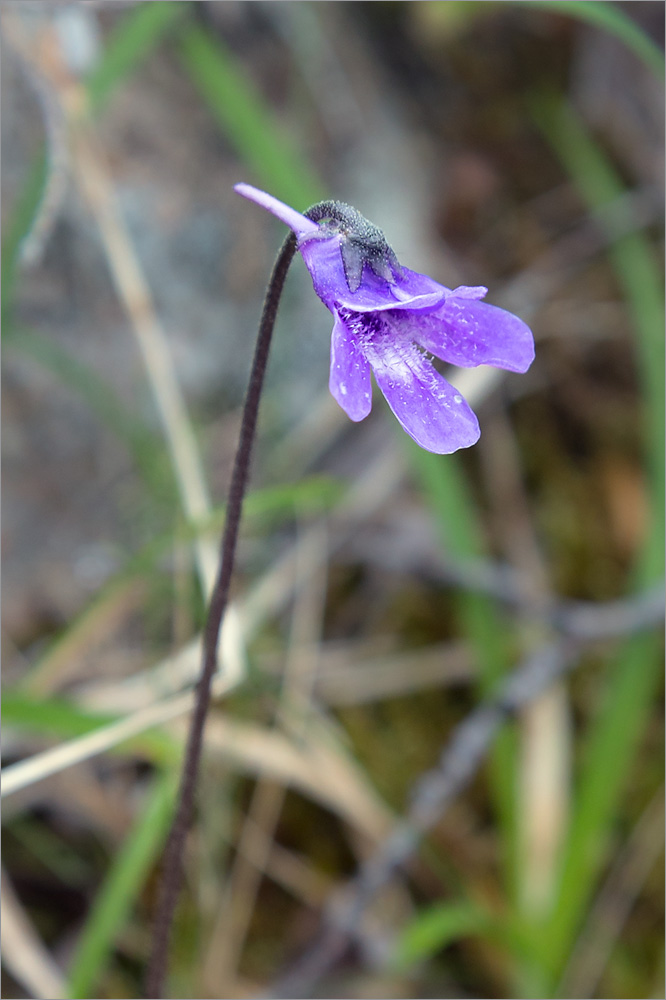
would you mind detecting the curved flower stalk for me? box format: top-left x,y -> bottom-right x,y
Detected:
235,182 -> 535,454
147,185 -> 535,997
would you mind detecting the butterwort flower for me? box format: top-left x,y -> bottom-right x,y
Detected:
235,183 -> 534,454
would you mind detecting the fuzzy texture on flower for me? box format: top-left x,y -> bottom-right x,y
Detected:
235,183 -> 535,454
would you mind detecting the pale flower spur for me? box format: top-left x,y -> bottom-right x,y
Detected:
235,182 -> 535,454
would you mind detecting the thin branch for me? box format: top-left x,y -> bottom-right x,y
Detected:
556,583 -> 665,640
347,530 -> 665,640
268,625 -> 658,998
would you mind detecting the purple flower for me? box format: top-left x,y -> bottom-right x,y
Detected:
235,183 -> 534,454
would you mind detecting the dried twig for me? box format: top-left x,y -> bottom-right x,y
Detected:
268,581 -> 663,999
1,447 -> 405,800
269,641 -> 579,998
347,530 -> 665,640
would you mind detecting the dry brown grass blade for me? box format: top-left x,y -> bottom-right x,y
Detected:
313,639 -> 472,705
558,787 -> 665,999
1,687 -> 196,798
23,580 -> 147,698
518,685 -> 571,912
479,404 -> 571,914
202,521 -> 330,993
202,780 -> 289,996
2,10 -> 245,697
1,870 -> 67,1000
189,714 -> 394,843
2,18 -> 508,819
233,814 -> 333,906
2,367 -> 502,800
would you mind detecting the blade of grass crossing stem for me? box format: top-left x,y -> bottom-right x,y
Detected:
3,692 -> 118,740
530,96 -> 664,986
178,21 -> 323,209
85,1 -> 189,112
520,1 -> 665,78
406,442 -> 520,901
18,473 -> 339,694
66,771 -> 178,999
2,691 -> 176,767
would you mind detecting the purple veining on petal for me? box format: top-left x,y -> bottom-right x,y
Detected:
364,328 -> 481,454
329,314 -> 372,421
412,297 -> 535,373
337,307 -> 480,453
235,183 -> 535,454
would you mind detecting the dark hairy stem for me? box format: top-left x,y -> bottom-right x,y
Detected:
145,232 -> 297,999
145,194 -> 397,997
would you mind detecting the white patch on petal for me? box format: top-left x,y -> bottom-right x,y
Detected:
450,285 -> 488,300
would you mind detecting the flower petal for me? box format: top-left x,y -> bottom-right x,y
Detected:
234,183 -> 320,239
450,285 -> 488,300
299,234 -> 449,313
413,297 -> 535,373
329,314 -> 372,421
366,339 -> 480,454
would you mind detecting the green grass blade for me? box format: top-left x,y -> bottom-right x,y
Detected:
520,1 -> 665,77
406,443 -> 519,899
66,770 -> 178,998
4,327 -> 175,502
1,152 -> 48,325
2,691 -> 175,766
531,95 -> 664,514
3,691 -> 118,739
6,328 -> 342,576
394,899 -> 491,969
3,5 -> 186,324
6,818 -> 93,885
530,95 -> 664,985
545,632 -> 662,979
18,471 -> 340,693
178,21 -> 323,209
86,1 -> 189,111
406,445 -> 510,689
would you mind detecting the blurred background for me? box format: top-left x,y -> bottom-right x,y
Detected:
1,2 -> 664,998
